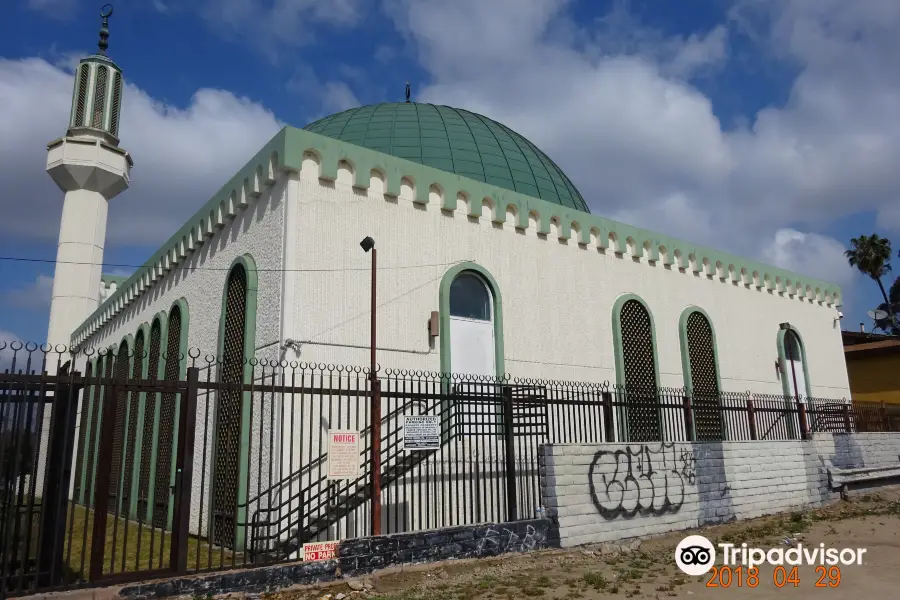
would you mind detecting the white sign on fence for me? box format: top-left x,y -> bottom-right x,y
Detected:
303,540 -> 339,561
327,430 -> 360,480
403,415 -> 441,451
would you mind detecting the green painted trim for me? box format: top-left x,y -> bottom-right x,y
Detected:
677,306 -> 724,440
212,255 -> 258,550
144,312 -> 168,523
165,298 -> 190,530
72,126 -> 843,345
611,293 -> 662,442
100,274 -> 129,286
438,262 -> 506,377
127,323 -> 151,518
88,352 -> 110,506
777,325 -> 813,399
77,357 -> 98,505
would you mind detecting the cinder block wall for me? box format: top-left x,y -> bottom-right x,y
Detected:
540,433 -> 900,548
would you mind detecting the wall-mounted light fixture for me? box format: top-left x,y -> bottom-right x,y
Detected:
428,311 -> 439,337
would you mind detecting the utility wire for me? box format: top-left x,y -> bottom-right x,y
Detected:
0,256 -> 469,273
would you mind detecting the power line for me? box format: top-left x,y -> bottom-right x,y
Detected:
0,256 -> 469,273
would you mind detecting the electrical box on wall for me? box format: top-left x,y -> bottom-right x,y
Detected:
428,311 -> 439,337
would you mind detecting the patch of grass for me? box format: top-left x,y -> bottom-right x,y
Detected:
521,588 -> 545,597
534,575 -> 551,587
582,571 -> 609,590
476,576 -> 499,589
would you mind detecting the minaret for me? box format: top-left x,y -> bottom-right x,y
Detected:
46,5 -> 132,350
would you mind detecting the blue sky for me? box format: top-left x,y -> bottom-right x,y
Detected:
1,0 -> 898,346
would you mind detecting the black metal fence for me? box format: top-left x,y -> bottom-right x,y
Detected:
2,340 -> 899,597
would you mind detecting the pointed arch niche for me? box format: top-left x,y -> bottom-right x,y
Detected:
777,325 -> 812,400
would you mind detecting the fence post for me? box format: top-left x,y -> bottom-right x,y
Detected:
682,393 -> 695,442
370,377 -> 382,536
601,390 -> 614,442
842,402 -> 852,433
798,400 -> 810,439
502,385 -> 518,522
881,402 -> 889,431
747,396 -> 757,441
170,367 -> 199,573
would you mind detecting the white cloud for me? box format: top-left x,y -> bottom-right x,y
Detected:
761,229 -> 855,288
3,275 -> 53,309
287,65 -> 361,116
0,57 -> 282,244
383,0 -> 900,287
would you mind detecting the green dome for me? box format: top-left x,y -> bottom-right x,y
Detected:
304,103 -> 589,213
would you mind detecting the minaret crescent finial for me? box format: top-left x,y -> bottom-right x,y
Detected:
98,4 -> 114,55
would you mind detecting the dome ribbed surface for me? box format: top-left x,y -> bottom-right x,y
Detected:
303,102 -> 589,213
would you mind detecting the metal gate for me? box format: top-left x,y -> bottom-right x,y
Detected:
0,360 -> 198,597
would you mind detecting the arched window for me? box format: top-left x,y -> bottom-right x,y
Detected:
782,328 -> 808,399
213,263 -> 249,546
137,318 -> 162,523
85,354 -> 113,505
121,329 -> 145,516
154,305 -> 183,528
614,296 -> 660,442
681,309 -> 723,441
73,359 -> 95,505
92,66 -> 108,129
109,341 -> 130,514
448,271 -> 495,376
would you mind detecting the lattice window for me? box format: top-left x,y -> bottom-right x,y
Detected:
138,320 -> 162,522
108,344 -> 130,513
72,360 -> 94,504
92,66 -> 108,129
85,356 -> 112,505
619,299 -> 660,442
213,264 -> 248,547
154,308 -> 182,529
686,311 -> 723,441
74,63 -> 89,127
120,330 -> 144,514
109,72 -> 122,137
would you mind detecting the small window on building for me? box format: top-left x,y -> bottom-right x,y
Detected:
449,272 -> 491,321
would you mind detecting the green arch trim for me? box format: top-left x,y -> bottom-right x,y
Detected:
438,261 -> 505,377
77,357 -> 99,504
213,254 -> 258,550
143,311 -> 168,523
114,334 -> 134,515
126,323 -> 151,518
611,293 -> 662,442
164,298 -> 191,529
611,293 -> 661,389
677,306 -> 724,397
777,324 -> 812,399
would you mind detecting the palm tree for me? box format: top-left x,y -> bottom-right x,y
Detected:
876,273 -> 900,334
846,234 -> 895,331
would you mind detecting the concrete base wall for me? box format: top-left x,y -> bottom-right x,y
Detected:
540,432 -> 900,548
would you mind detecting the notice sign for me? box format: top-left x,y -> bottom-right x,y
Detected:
303,540 -> 338,561
403,415 -> 441,451
327,430 -> 360,480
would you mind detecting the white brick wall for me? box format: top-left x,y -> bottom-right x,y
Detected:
541,433 -> 900,548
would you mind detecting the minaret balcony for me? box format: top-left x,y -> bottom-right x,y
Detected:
46,135 -> 132,199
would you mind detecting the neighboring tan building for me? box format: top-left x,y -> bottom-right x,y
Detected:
842,330 -> 900,404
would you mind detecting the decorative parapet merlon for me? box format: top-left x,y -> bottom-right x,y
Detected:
284,128 -> 842,306
70,126 -> 843,347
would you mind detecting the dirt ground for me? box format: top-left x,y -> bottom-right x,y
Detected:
266,490 -> 900,600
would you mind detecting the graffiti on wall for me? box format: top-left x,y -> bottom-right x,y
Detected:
476,524 -> 543,554
589,443 -> 696,519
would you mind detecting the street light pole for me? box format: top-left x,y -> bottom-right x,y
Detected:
360,236 -> 381,535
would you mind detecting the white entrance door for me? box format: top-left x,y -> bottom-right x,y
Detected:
787,359 -> 806,399
449,317 -> 495,376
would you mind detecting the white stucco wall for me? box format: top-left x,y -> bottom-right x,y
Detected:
286,159 -> 850,400
70,175 -> 287,535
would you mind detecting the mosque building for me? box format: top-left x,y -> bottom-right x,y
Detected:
41,11 -> 850,550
